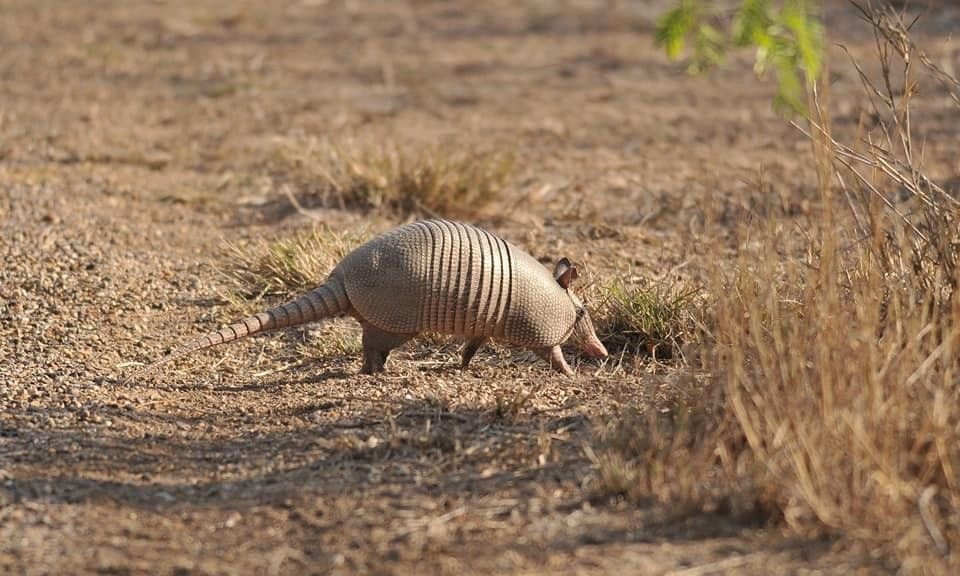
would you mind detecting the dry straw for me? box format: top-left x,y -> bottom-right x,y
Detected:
592,2 -> 959,570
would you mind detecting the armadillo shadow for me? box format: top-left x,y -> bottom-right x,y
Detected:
126,368 -> 358,393
0,384 -> 837,570
1,397 -> 594,510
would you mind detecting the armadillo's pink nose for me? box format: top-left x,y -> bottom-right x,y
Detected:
583,337 -> 608,358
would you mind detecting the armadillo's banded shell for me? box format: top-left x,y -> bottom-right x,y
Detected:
332,220 -> 577,348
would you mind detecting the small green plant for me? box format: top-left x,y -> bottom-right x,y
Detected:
656,0 -> 823,114
594,278 -> 701,361
269,138 -> 514,219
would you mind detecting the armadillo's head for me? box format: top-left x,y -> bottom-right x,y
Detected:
554,258 -> 608,359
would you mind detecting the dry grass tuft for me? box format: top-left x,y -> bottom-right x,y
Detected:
221,224 -> 370,308
493,381 -> 543,421
269,138 -> 514,219
295,320 -> 363,360
591,215 -> 959,570
218,225 -> 372,358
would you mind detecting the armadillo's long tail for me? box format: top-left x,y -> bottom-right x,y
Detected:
126,279 -> 351,382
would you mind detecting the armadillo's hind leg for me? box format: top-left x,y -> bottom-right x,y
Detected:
460,337 -> 488,368
360,323 -> 414,374
533,346 -> 573,376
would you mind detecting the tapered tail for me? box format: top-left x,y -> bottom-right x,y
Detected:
127,280 -> 351,381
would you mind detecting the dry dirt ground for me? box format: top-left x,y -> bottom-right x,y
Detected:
2,1 -> 959,574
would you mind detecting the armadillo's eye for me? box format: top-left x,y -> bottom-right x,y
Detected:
575,306 -> 586,320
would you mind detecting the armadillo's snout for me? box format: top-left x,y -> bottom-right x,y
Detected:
571,309 -> 608,358
582,336 -> 608,358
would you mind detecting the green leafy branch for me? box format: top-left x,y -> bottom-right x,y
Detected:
656,0 -> 824,115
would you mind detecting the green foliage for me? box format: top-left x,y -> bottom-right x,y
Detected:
732,0 -> 773,47
692,23 -> 725,73
655,0 -> 823,115
594,278 -> 701,361
655,0 -> 698,60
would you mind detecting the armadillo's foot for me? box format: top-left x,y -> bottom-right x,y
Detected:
360,323 -> 414,375
460,337 -> 488,368
533,346 -> 573,376
361,351 -> 388,374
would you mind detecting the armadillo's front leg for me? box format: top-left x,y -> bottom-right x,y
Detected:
460,337 -> 488,368
361,322 -> 414,374
533,346 -> 573,376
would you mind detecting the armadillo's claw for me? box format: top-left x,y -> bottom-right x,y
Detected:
460,337 -> 488,368
534,346 -> 573,376
360,322 -> 414,375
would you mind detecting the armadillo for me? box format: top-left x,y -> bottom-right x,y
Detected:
139,219 -> 607,377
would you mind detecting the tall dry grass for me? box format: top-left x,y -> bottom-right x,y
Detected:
593,3 -> 960,570
721,5 -> 960,567
715,218 -> 958,568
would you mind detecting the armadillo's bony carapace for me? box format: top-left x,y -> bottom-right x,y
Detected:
133,219 -> 607,378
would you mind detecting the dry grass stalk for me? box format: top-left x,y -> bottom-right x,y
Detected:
807,1 -> 959,287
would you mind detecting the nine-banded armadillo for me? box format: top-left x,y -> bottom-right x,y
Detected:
139,219 -> 607,377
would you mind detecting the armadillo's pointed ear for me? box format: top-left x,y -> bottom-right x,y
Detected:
554,257 -> 579,289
